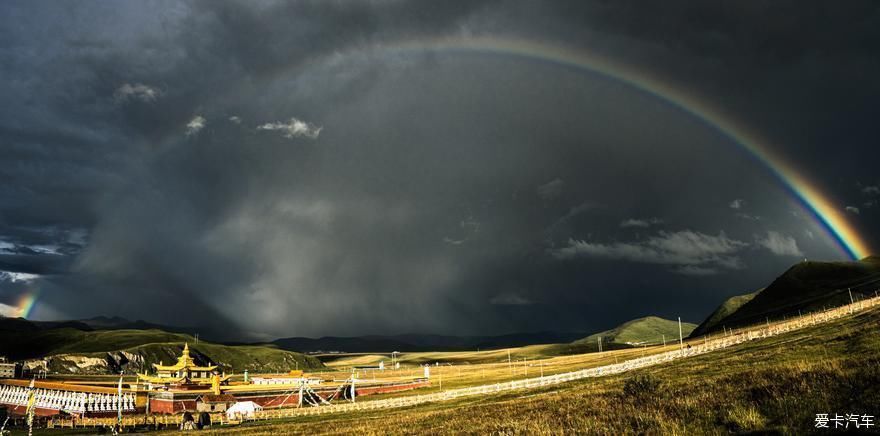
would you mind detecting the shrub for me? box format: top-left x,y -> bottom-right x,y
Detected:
622,373 -> 661,404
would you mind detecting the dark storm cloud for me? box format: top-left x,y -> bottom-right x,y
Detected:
1,0 -> 878,338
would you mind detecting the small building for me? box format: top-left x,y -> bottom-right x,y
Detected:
250,370 -> 321,386
0,357 -> 18,379
137,343 -> 218,385
226,401 -> 262,421
196,394 -> 235,413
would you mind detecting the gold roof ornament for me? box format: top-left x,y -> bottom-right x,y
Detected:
149,343 -> 218,373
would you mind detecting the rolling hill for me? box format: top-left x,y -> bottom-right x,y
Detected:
0,317 -> 323,374
689,290 -> 761,337
568,316 -> 696,352
693,256 -> 880,335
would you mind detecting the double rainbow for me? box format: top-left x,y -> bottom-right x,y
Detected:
375,36 -> 871,260
8,36 -> 873,321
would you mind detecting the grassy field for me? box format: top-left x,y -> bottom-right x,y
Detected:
317,316 -> 698,372
174,304 -> 880,434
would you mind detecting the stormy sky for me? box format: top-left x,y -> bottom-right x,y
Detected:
1,1 -> 879,340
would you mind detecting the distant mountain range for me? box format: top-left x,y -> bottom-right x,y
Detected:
271,331 -> 590,353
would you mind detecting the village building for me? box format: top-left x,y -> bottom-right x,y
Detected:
0,357 -> 19,379
196,394 -> 235,413
137,344 -> 218,385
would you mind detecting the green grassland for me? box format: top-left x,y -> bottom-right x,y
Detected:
189,303 -> 880,435
571,316 -> 696,348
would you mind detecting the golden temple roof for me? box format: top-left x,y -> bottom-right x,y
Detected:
150,343 -> 217,373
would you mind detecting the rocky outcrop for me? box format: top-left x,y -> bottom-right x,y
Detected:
24,351 -> 148,375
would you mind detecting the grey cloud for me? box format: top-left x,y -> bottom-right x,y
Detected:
489,293 -> 532,306
114,83 -> 161,103
729,199 -> 745,209
736,213 -> 761,221
536,178 -> 565,200
0,271 -> 40,283
0,0 -> 876,338
756,231 -> 803,257
552,230 -> 747,271
673,266 -> 719,276
620,218 -> 663,228
845,206 -> 860,215
257,118 -> 322,139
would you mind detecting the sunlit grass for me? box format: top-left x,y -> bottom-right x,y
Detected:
150,307 -> 880,435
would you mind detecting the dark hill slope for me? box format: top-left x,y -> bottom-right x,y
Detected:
695,256 -> 880,335
690,290 -> 761,337
0,317 -> 323,374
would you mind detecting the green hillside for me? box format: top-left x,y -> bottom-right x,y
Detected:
567,316 -> 696,352
40,342 -> 324,375
690,290 -> 761,337
695,256 -> 880,334
0,325 -> 193,361
0,320 -> 324,374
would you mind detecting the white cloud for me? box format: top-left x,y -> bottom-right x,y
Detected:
729,199 -> 745,209
551,230 -> 747,271
862,185 -> 880,195
0,302 -> 20,317
620,218 -> 663,228
257,117 -> 322,139
114,83 -> 161,102
228,116 -> 242,124
756,231 -> 803,257
845,206 -> 860,215
489,293 -> 532,305
0,271 -> 40,283
536,178 -> 565,200
186,115 -> 206,136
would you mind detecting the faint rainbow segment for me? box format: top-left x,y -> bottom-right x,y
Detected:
379,36 -> 871,260
14,291 -> 38,319
4,36 -> 870,326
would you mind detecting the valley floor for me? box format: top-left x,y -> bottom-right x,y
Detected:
186,306 -> 880,435
12,304 -> 880,435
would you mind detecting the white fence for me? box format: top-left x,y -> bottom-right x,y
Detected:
41,294 -> 879,429
0,384 -> 135,413
245,295 -> 880,419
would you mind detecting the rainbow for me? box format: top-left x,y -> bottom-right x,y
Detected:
367,36 -> 870,259
14,291 -> 38,319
